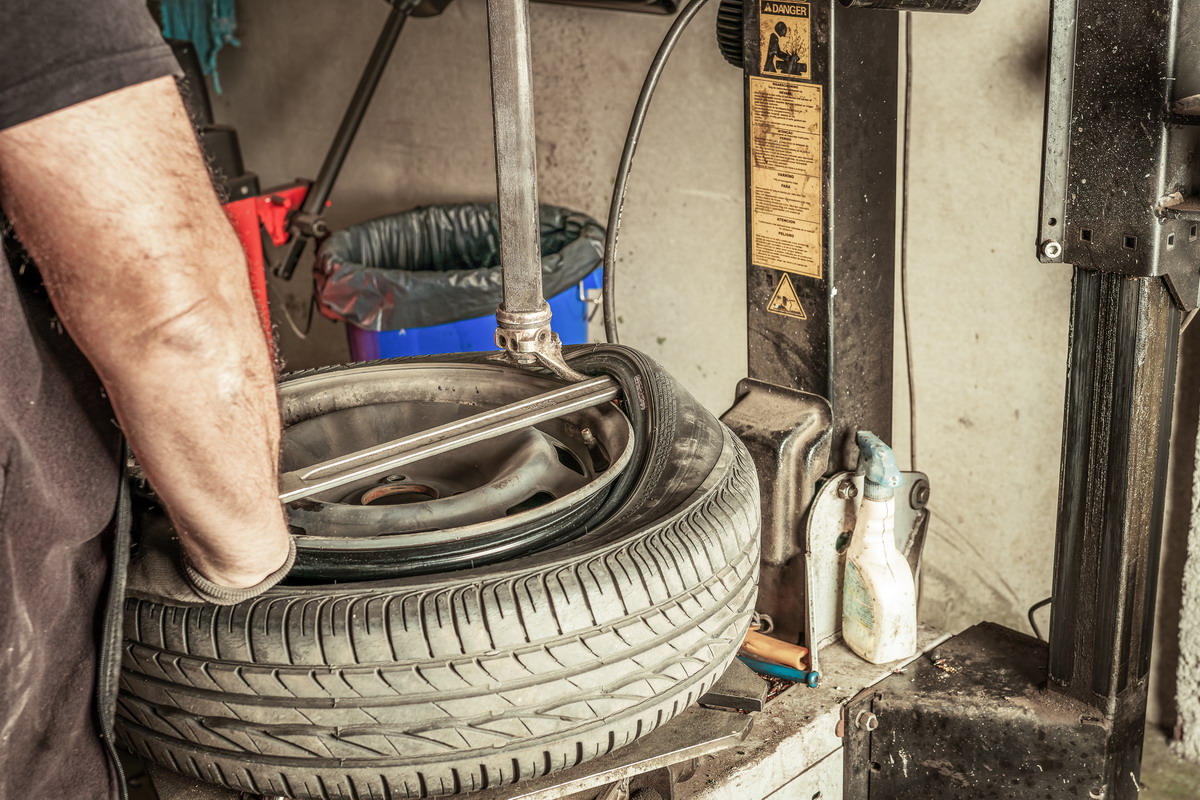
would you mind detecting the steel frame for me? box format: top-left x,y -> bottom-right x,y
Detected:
843,2 -> 1190,797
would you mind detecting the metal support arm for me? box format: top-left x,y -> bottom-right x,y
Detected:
485,0 -> 584,381
275,0 -> 418,280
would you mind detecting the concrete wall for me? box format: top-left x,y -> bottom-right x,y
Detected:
897,0 -> 1066,644
212,0 -> 747,412
211,0 -> 1186,725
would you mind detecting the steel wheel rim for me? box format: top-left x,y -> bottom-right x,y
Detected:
280,361 -> 634,554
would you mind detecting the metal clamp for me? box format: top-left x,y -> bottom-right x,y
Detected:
493,305 -> 589,382
288,210 -> 330,239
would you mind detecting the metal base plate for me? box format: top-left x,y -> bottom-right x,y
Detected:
844,623 -> 1130,799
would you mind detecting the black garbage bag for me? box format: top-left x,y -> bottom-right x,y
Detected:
315,202 -> 605,331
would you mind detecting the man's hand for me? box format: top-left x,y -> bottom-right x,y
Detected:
127,515 -> 296,607
0,76 -> 292,581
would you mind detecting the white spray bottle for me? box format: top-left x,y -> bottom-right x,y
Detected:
841,431 -> 917,664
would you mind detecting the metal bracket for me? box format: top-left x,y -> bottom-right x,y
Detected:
287,210 -> 329,239
697,657 -> 770,713
1038,0 -> 1200,310
843,623 -> 1114,798
803,469 -> 930,674
721,379 -> 834,644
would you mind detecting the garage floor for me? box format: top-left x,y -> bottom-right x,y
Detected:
1141,727 -> 1200,799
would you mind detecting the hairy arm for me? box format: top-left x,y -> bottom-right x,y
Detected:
0,77 -> 290,588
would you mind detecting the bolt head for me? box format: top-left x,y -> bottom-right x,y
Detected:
1042,239 -> 1064,259
855,710 -> 880,731
910,479 -> 931,509
838,480 -> 858,500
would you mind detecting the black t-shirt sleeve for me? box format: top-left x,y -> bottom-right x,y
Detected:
0,0 -> 183,131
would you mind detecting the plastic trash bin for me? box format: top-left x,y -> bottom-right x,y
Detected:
315,202 -> 605,360
344,268 -> 601,360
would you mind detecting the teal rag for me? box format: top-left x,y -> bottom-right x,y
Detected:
160,0 -> 240,93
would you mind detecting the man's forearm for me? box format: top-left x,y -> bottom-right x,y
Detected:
96,297 -> 290,587
0,77 -> 289,587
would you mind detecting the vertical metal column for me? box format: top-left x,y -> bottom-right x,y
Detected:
486,0 -> 546,318
485,0 -> 587,381
1046,271 -> 1181,793
739,1 -> 898,472
723,1 -> 900,642
1032,0 -> 1198,793
485,0 -> 583,380
1039,0 -> 1196,765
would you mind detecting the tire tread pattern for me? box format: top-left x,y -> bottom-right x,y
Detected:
118,364 -> 760,800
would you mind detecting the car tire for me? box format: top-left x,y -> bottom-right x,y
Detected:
115,346 -> 760,799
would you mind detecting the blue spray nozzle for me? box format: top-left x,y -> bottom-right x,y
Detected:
856,431 -> 903,500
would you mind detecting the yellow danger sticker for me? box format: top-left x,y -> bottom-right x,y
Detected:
767,273 -> 807,319
749,76 -> 823,279
760,1 -> 812,81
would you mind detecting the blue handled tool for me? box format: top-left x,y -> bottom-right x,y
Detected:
738,655 -> 821,688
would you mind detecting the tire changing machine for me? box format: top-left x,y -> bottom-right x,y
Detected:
143,1 -> 1198,798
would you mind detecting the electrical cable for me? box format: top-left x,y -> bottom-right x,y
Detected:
901,12 -> 918,472
602,0 -> 714,344
267,277 -> 317,340
1028,596 -> 1052,641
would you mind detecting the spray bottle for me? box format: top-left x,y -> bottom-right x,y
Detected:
842,431 -> 917,664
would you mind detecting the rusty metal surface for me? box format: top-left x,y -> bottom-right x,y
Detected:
1048,272 -> 1181,739
686,627 -> 950,800
1033,2 -> 1190,795
844,623 -> 1119,799
721,378 -> 833,643
840,0 -> 980,11
1037,0 -> 1200,310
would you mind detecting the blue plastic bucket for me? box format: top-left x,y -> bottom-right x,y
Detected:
346,268 -> 601,360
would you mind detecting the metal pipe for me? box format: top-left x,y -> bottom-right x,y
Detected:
840,0 -> 981,12
482,0 -> 588,382
486,0 -> 547,317
278,375 -> 619,503
276,0 -> 415,280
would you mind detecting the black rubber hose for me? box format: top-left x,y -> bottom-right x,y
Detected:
603,0 -> 715,344
1028,596 -> 1052,641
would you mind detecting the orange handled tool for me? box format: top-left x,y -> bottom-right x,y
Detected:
740,629 -> 810,671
